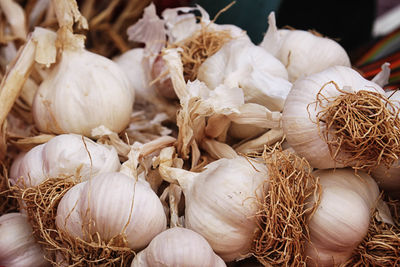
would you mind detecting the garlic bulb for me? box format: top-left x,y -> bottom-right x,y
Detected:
282,65 -> 386,169
306,168 -> 387,266
114,48 -> 154,104
370,89 -> 400,197
260,12 -> 351,82
10,133 -> 120,187
198,38 -> 291,112
161,155 -> 268,261
56,172 -> 167,250
55,182 -> 86,240
131,227 -> 226,267
0,212 -> 49,267
32,48 -> 134,137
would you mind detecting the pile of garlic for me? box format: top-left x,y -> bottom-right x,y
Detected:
0,1 -> 399,267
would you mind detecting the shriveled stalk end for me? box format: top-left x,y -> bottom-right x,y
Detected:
315,83 -> 400,171
343,207 -> 400,266
172,25 -> 233,82
252,145 -> 320,266
52,0 -> 88,51
12,177 -> 133,266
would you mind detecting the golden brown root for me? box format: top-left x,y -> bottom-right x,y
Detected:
0,165 -> 18,215
252,145 -> 321,266
315,83 -> 400,171
13,178 -> 134,266
173,24 -> 233,82
343,208 -> 400,267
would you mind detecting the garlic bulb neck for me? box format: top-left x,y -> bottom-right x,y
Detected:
33,48 -> 134,137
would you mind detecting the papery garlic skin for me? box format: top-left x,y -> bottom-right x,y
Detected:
131,227 -> 226,267
177,157 -> 268,262
78,172 -> 167,250
10,133 -> 121,187
0,213 -> 49,267
282,66 -> 386,169
198,39 -> 291,112
260,12 -> 351,82
306,169 -> 382,266
33,49 -> 134,137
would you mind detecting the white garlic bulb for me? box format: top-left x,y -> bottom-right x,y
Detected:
0,212 -> 49,267
10,133 -> 121,187
162,156 -> 268,261
370,89 -> 400,197
198,38 -> 291,112
56,172 -> 167,250
32,48 -> 134,137
114,48 -> 154,104
131,227 -> 226,267
55,182 -> 87,240
282,66 -> 386,169
260,12 -> 351,82
306,168 -> 386,266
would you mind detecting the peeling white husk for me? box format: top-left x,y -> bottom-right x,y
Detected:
0,212 -> 49,267
130,227 -> 226,267
198,38 -> 291,112
32,48 -> 134,137
282,66 -> 386,169
260,12 -> 351,82
10,133 -> 121,187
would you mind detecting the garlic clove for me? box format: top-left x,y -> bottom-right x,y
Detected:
0,212 -> 49,267
79,172 -> 167,250
130,227 -> 226,267
32,48 -> 134,137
